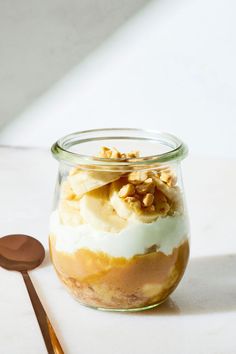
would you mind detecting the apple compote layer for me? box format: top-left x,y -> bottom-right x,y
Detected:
49,235 -> 189,309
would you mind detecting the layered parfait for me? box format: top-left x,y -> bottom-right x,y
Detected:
49,147 -> 189,310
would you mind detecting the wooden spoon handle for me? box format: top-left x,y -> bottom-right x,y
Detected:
21,271 -> 64,354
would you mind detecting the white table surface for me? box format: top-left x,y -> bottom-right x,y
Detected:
0,147 -> 236,354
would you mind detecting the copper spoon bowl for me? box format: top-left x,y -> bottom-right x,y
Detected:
0,234 -> 64,354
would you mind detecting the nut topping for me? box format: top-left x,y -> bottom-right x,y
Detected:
119,184 -> 135,198
142,193 -> 154,207
110,147 -> 122,159
99,146 -> 112,158
98,146 -> 139,160
159,170 -> 177,187
126,150 -> 140,158
135,180 -> 155,195
97,146 -> 181,217
125,197 -> 142,211
128,171 -> 149,185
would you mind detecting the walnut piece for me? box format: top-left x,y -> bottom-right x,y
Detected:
125,196 -> 142,212
98,146 -> 139,159
135,179 -> 155,195
155,190 -> 170,216
119,183 -> 135,198
98,146 -> 112,158
95,146 -> 181,216
159,170 -> 177,187
126,150 -> 140,158
110,147 -> 122,159
128,171 -> 148,185
143,193 -> 154,207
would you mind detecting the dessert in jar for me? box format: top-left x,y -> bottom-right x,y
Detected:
49,129 -> 190,311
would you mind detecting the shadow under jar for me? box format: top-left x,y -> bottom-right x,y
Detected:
49,128 -> 190,311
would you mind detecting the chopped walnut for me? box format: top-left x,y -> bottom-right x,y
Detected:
111,147 -> 122,159
119,183 -> 135,198
135,179 -> 155,194
151,174 -> 179,202
143,193 -> 154,207
125,196 -> 137,203
144,177 -> 153,184
128,171 -> 149,185
126,150 -> 140,158
98,146 -> 112,158
95,146 -> 181,216
160,170 -> 177,187
117,167 -> 177,216
155,190 -> 170,216
98,146 -> 139,160
125,196 -> 142,212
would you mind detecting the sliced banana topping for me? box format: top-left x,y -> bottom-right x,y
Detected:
110,179 -> 134,220
79,185 -> 127,233
58,181 -> 83,226
59,199 -> 84,226
109,178 -> 170,224
57,146 -> 182,231
60,180 -> 77,200
151,174 -> 180,202
68,170 -> 122,198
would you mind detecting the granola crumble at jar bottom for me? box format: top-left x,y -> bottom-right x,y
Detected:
49,129 -> 190,311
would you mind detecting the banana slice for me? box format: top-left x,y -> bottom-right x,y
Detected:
151,174 -> 180,201
59,199 -> 84,226
109,179 -> 133,219
58,181 -> 83,226
110,180 -> 162,223
68,170 -> 123,198
60,180 -> 76,200
79,185 -> 127,232
136,208 -> 161,223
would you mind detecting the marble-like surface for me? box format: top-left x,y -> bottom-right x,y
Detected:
0,147 -> 236,354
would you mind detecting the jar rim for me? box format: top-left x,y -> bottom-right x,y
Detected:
51,128 -> 188,167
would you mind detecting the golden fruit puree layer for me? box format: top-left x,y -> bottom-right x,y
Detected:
49,235 -> 189,309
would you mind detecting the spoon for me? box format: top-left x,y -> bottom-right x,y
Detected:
0,234 -> 64,354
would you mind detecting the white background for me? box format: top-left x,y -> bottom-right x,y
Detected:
0,0 -> 236,158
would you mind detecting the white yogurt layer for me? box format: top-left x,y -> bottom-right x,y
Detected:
50,210 -> 189,258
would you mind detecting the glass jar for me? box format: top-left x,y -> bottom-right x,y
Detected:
49,128 -> 190,311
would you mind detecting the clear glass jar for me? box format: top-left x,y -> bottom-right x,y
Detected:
49,128 -> 190,311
